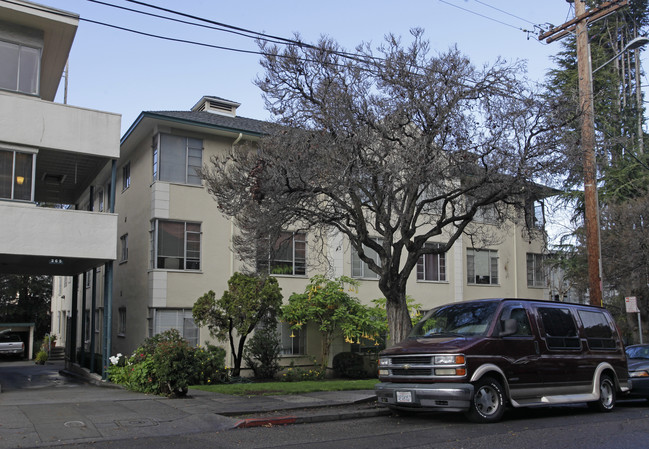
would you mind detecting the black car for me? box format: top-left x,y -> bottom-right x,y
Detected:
625,344 -> 649,399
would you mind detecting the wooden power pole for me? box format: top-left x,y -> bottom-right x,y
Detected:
539,0 -> 628,307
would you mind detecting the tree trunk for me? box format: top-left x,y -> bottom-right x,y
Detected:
385,292 -> 413,347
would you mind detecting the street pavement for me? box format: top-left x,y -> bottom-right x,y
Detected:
0,360 -> 383,448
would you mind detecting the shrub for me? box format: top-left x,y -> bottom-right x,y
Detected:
333,352 -> 367,378
193,343 -> 229,385
35,350 -> 48,365
280,358 -> 325,382
152,336 -> 196,397
244,325 -> 282,379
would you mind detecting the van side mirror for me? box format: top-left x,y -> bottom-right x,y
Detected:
499,318 -> 518,337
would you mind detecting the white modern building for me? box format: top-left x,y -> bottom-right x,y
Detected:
0,1 -> 120,367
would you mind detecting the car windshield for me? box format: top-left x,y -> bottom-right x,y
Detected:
626,345 -> 649,359
410,301 -> 500,338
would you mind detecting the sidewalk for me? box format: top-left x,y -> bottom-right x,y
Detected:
0,363 -> 385,448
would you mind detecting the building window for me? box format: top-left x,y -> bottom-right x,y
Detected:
467,249 -> 499,285
0,149 -> 34,201
97,188 -> 104,212
526,253 -> 546,288
417,243 -> 446,282
152,133 -> 203,185
0,40 -> 40,95
151,309 -> 199,347
85,270 -> 91,289
95,308 -> 101,333
84,310 -> 91,342
526,199 -> 545,229
122,162 -> 131,191
151,220 -> 201,270
120,234 -> 129,263
257,232 -> 306,276
118,307 -> 126,337
351,240 -> 380,279
279,322 -> 305,355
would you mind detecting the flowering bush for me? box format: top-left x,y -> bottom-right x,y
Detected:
194,343 -> 229,385
280,359 -> 325,382
107,330 -> 228,397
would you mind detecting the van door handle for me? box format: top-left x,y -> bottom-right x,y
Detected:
534,341 -> 540,355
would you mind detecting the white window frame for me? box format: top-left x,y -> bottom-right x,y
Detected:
151,219 -> 202,271
467,248 -> 499,285
279,321 -> 306,355
151,308 -> 199,347
257,232 -> 306,276
0,39 -> 40,95
527,253 -> 546,288
351,239 -> 381,279
0,148 -> 36,202
122,162 -> 131,191
120,234 -> 128,263
152,133 -> 203,185
417,243 -> 447,282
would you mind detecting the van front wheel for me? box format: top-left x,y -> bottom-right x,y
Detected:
589,374 -> 616,412
466,377 -> 505,423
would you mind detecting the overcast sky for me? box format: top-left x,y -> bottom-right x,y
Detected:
44,0 -> 635,136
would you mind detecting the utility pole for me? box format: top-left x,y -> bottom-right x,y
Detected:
539,0 -> 628,307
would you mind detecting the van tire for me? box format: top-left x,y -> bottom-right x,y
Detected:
588,374 -> 616,412
466,377 -> 506,423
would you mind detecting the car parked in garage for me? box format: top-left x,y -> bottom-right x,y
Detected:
0,330 -> 25,359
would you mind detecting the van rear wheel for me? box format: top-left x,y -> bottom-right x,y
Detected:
466,377 -> 505,423
588,374 -> 616,412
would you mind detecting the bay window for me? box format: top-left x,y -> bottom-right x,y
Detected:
151,220 -> 201,270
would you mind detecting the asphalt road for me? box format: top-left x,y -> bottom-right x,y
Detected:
54,400 -> 649,449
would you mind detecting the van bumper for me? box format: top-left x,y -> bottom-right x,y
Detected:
375,382 -> 474,412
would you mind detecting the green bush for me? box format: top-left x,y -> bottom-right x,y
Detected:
108,330 -> 229,397
332,352 -> 366,379
244,326 -> 282,379
35,350 -> 48,365
194,344 -> 229,385
280,359 -> 325,382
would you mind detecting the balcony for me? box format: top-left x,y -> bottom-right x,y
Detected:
0,202 -> 117,275
0,91 -> 120,204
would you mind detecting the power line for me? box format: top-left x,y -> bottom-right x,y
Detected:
472,0 -> 536,26
438,0 -> 528,32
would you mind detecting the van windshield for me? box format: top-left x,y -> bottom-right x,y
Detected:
411,301 -> 500,338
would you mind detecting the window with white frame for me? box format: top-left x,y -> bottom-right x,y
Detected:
526,199 -> 545,229
151,220 -> 201,270
122,162 -> 131,191
257,232 -> 306,276
351,240 -> 380,279
417,243 -> 447,282
118,307 -> 126,337
152,133 -> 203,185
467,248 -> 499,285
97,188 -> 104,212
0,40 -> 40,95
0,149 -> 34,201
151,309 -> 199,347
526,253 -> 546,288
120,234 -> 128,263
278,321 -> 305,355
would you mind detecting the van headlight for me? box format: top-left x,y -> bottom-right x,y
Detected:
630,370 -> 649,378
379,358 -> 390,367
434,355 -> 465,365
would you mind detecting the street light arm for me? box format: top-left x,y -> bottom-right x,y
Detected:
593,36 -> 649,73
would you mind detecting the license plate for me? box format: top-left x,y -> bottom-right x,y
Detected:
396,391 -> 413,403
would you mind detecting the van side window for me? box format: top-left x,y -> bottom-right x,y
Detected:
578,310 -> 616,350
538,307 -> 580,350
498,306 -> 532,336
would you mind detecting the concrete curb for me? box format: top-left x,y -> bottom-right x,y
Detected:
233,406 -> 391,428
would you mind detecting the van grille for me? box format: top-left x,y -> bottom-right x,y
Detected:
391,368 -> 432,376
391,356 -> 432,365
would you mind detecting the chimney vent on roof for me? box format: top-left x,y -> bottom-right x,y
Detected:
191,96 -> 240,117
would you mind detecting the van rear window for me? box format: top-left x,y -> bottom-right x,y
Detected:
578,310 -> 616,350
538,307 -> 580,350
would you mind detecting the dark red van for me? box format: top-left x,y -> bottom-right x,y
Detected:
375,298 -> 630,423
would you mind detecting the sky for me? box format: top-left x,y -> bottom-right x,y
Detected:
42,0 -> 640,136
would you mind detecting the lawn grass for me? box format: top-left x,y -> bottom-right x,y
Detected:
190,378 -> 378,396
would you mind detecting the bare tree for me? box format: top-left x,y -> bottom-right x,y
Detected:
202,30 -> 565,345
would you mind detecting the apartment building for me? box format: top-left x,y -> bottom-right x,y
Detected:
0,1 -> 120,362
51,92 -> 553,371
